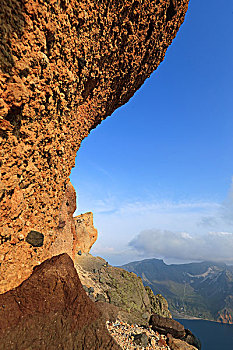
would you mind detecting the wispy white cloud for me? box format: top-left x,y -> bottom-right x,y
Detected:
78,196 -> 220,218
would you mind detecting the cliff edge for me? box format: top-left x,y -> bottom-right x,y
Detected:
75,253 -> 172,325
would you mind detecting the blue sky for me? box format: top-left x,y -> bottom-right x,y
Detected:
71,0 -> 233,265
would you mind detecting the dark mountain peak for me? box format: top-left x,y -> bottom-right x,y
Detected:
121,258 -> 166,269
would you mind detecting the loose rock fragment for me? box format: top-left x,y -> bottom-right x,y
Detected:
26,230 -> 44,247
133,332 -> 149,347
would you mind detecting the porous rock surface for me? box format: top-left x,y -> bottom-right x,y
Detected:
74,212 -> 98,254
0,253 -> 121,350
0,0 -> 189,293
49,180 -> 77,259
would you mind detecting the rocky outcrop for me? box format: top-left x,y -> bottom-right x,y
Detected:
149,315 -> 201,349
0,253 -> 121,350
145,286 -> 172,319
167,335 -> 198,350
75,254 -> 172,325
74,212 -> 98,254
149,314 -> 186,339
0,0 -> 189,293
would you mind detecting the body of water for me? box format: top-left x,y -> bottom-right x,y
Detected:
177,319 -> 233,350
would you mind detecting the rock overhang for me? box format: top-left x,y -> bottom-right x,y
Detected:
0,0 -> 190,293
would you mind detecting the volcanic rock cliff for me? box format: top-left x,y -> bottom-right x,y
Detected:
0,0 -> 189,293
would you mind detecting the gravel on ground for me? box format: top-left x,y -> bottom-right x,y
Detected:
107,320 -> 171,350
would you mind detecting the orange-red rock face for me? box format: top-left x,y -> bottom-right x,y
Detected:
0,0 -> 189,293
74,212 -> 98,254
49,181 -> 77,259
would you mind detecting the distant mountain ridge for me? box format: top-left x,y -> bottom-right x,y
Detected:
120,258 -> 233,323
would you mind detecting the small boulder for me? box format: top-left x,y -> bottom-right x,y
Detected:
133,333 -> 148,347
167,334 -> 198,350
26,230 -> 44,247
142,312 -> 150,320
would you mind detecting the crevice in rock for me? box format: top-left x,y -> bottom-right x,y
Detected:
82,77 -> 98,101
0,129 -> 8,140
5,105 -> 23,138
45,29 -> 55,56
78,57 -> 87,73
166,0 -> 177,22
145,22 -> 154,42
60,0 -> 68,11
0,234 -> 11,245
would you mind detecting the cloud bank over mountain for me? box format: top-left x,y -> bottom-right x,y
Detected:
129,183 -> 233,263
129,229 -> 233,263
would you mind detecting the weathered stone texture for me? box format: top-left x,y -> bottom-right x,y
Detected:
0,253 -> 121,350
49,181 -> 77,259
74,212 -> 98,254
0,0 -> 189,293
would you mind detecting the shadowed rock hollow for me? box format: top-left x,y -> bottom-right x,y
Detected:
0,0 -> 189,293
